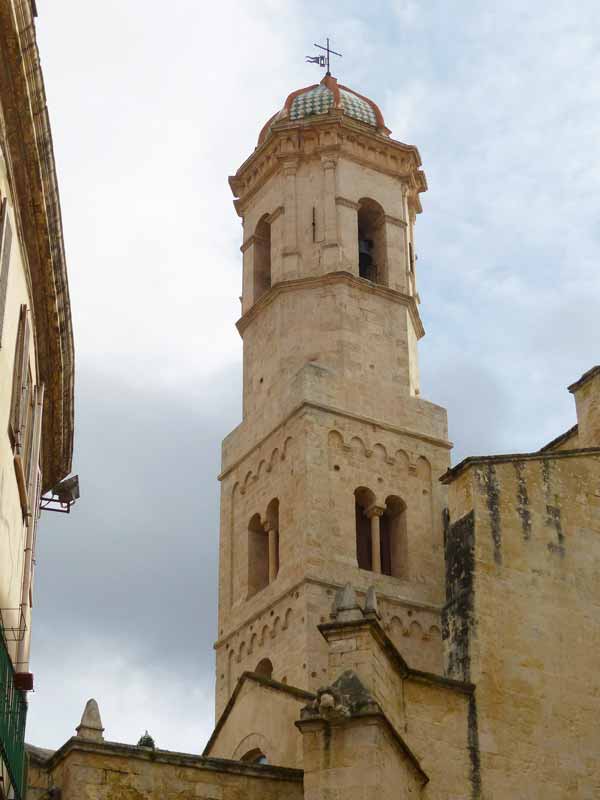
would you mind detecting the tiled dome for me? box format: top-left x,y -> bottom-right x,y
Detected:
258,75 -> 389,146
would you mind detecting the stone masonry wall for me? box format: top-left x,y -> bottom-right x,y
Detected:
446,450 -> 600,798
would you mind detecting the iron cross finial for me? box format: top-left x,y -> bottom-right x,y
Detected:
306,37 -> 342,76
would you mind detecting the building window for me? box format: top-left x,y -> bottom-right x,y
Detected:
357,198 -> 386,285
254,215 -> 271,302
254,658 -> 273,680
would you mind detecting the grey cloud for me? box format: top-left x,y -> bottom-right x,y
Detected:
27,363 -> 242,748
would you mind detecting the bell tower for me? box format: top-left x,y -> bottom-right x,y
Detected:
214,73 -> 451,719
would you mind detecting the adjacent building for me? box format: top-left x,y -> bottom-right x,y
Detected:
26,70 -> 600,799
0,2 -> 74,798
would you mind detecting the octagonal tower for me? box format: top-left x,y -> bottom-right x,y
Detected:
214,73 -> 451,724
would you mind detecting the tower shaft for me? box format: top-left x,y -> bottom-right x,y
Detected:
215,81 -> 450,719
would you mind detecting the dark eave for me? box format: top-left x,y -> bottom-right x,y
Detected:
0,1 -> 74,490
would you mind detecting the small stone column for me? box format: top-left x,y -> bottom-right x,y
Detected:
265,521 -> 278,583
366,506 -> 385,574
282,159 -> 300,276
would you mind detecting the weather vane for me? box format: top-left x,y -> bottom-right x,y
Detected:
306,38 -> 342,76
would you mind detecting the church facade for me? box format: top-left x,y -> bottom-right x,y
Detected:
27,72 -> 600,799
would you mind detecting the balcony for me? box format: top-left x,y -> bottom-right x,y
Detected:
0,628 -> 27,800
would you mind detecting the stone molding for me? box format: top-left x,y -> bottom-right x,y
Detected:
230,115 -> 426,217
568,364 -> 600,393
214,575 -> 442,648
267,205 -> 285,225
240,207 -> 285,252
441,446 -> 600,484
317,615 -> 474,696
236,271 -> 425,339
219,398 -> 451,482
384,213 -> 407,228
335,195 -> 360,210
29,736 -> 304,782
203,670 -> 314,758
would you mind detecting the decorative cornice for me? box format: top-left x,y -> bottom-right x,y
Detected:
236,271 -> 425,339
230,116 -> 425,217
219,396 -> 451,482
214,575 -> 443,647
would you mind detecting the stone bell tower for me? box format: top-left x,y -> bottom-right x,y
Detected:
214,73 -> 451,719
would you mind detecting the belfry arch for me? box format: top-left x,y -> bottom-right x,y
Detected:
247,513 -> 269,597
380,495 -> 407,578
253,214 -> 271,301
354,487 -> 376,571
357,198 -> 386,285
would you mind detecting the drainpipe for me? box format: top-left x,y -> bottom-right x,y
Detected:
16,385 -> 43,673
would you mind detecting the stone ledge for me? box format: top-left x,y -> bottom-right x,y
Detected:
440,446 -> 600,484
236,270 -> 425,339
30,735 -> 304,782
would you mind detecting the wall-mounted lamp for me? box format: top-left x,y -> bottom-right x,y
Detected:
40,474 -> 80,514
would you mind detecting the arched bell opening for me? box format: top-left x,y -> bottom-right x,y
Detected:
254,215 -> 272,302
248,513 -> 269,597
354,486 -> 375,570
357,198 -> 386,285
380,495 -> 407,578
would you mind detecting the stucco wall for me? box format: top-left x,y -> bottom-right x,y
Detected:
0,142 -> 40,668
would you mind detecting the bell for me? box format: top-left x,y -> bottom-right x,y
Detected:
358,238 -> 373,256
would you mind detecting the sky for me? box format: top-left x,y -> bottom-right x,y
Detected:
27,0 -> 600,753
